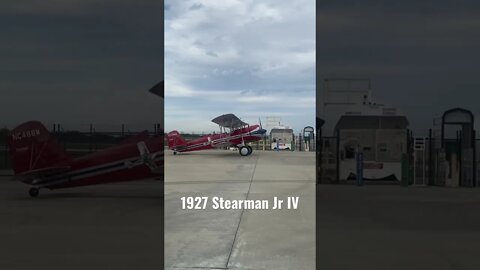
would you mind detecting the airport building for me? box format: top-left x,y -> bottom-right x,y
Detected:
318,79 -> 479,187
335,115 -> 408,181
270,127 -> 294,150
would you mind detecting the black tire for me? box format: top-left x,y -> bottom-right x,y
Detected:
29,188 -> 39,197
173,151 -> 177,155
239,146 -> 249,156
246,146 -> 253,156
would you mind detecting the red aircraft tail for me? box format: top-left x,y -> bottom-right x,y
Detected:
8,121 -> 72,175
167,130 -> 187,149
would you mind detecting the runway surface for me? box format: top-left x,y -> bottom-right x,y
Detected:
165,150 -> 316,270
4,149 -> 477,270
0,178 -> 163,270
317,185 -> 480,270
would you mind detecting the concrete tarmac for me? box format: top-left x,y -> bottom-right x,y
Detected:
0,178 -> 163,270
317,185 -> 480,270
165,150 -> 316,270
2,150 -> 478,270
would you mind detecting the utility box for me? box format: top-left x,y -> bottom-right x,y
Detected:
335,115 -> 409,181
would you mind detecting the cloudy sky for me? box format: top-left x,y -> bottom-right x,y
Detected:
165,0 -> 315,133
318,0 -> 480,135
5,1 -> 476,136
0,0 -> 163,132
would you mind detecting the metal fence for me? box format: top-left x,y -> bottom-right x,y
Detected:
0,128 -> 314,170
317,133 -> 480,187
0,125 -> 163,170
0,129 -> 10,170
174,132 -> 316,152
248,133 -> 316,152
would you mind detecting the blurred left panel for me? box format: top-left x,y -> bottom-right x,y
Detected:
0,1 -> 164,269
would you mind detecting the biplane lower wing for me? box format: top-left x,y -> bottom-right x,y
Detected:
16,166 -> 71,184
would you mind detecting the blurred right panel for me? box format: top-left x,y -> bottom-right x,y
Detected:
316,1 -> 480,269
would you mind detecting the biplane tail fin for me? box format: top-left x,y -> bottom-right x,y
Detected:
8,121 -> 72,175
167,130 -> 187,150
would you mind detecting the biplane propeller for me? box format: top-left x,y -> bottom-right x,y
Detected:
167,113 -> 267,156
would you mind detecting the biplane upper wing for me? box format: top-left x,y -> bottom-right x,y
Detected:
211,113 -> 247,128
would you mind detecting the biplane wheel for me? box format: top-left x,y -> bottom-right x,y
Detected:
246,146 -> 253,156
173,151 -> 177,155
239,146 -> 250,156
29,188 -> 39,197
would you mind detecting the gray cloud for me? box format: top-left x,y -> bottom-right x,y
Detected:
318,0 -> 480,135
0,0 -> 163,131
165,0 -> 315,133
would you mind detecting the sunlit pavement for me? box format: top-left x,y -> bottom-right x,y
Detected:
165,150 -> 316,270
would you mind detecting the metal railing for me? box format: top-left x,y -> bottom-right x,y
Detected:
317,134 -> 480,187
0,125 -> 163,169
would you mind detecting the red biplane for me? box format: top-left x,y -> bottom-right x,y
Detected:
167,114 -> 266,156
8,82 -> 164,197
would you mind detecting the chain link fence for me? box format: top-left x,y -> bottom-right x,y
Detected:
1,127 -> 314,170
317,133 -> 480,187
0,125 -> 163,170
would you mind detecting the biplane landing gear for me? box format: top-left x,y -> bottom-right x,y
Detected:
239,146 -> 253,156
29,187 -> 39,197
239,146 -> 250,156
246,146 -> 253,156
173,151 -> 177,155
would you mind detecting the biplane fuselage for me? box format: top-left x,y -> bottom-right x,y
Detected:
169,125 -> 263,153
9,121 -> 163,197
167,114 -> 267,156
8,82 -> 164,197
